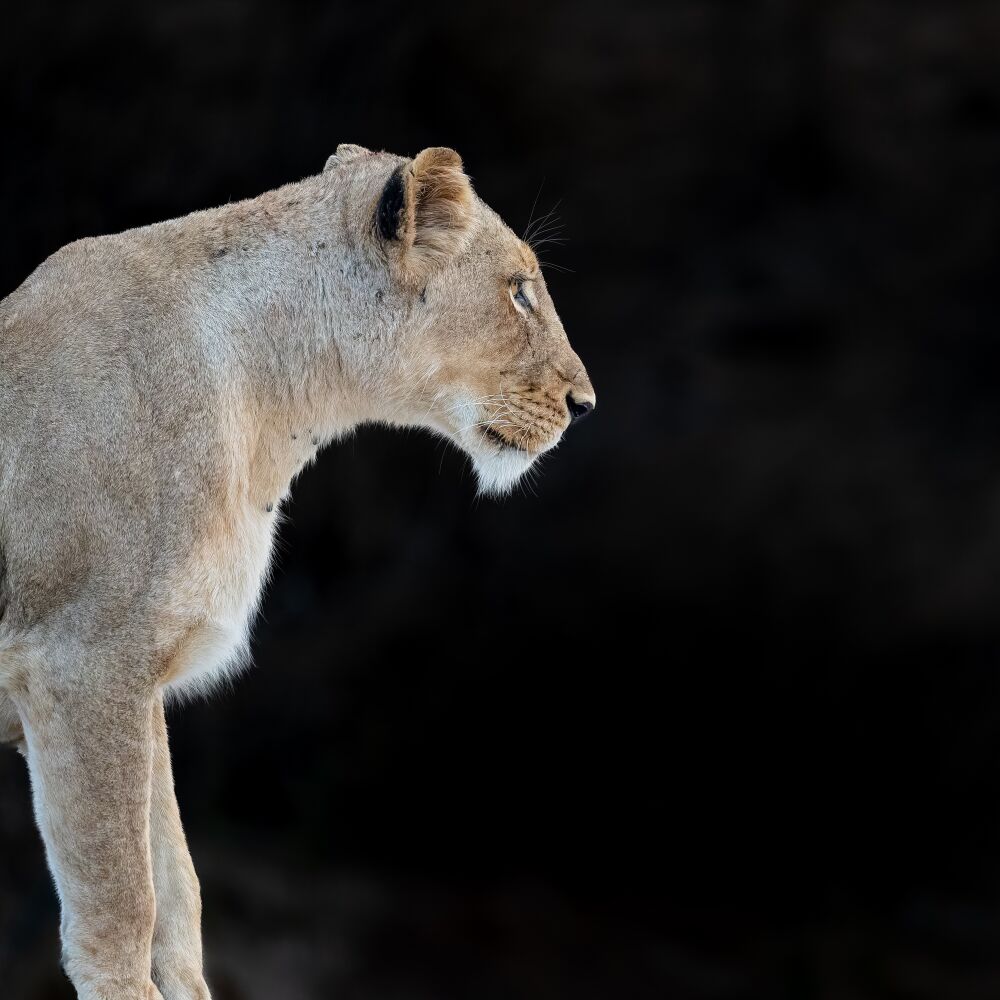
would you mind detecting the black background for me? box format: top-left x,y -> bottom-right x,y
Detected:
4,2 -> 1000,997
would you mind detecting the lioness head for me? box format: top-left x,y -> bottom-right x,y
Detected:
331,144 -> 596,496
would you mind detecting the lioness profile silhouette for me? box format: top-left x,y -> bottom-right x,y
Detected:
0,144 -> 595,999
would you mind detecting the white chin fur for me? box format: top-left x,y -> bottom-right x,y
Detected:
471,448 -> 536,497
442,392 -> 540,497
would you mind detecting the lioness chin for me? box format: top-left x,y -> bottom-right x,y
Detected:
0,143 -> 594,1000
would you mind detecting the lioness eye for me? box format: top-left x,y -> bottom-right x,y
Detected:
511,278 -> 532,311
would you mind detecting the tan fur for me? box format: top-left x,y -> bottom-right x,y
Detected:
0,145 -> 594,999
398,147 -> 475,281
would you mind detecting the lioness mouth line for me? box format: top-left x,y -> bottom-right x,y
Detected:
481,425 -> 524,452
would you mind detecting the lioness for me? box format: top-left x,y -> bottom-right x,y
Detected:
0,144 -> 594,999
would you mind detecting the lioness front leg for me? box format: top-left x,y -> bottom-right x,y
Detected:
16,669 -> 163,1000
150,696 -> 211,1000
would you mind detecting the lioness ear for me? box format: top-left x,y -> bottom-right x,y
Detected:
376,147 -> 474,281
324,143 -> 372,170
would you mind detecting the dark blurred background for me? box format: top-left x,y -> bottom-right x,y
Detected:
3,1 -> 1000,997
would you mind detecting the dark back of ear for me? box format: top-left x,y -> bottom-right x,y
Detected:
377,167 -> 407,242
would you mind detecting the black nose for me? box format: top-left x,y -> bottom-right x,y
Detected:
566,393 -> 594,425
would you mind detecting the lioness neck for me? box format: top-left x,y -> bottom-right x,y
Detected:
186,166 -> 408,509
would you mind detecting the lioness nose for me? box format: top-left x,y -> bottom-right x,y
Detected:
566,392 -> 594,425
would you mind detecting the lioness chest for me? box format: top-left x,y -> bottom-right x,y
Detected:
156,497 -> 277,693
